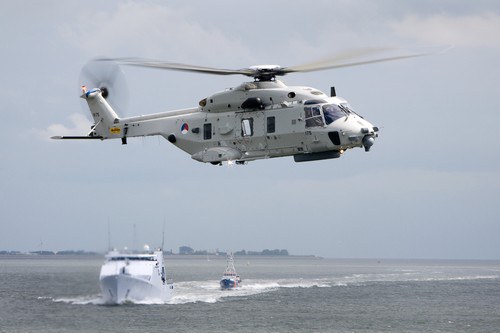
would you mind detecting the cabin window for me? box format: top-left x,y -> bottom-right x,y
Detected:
304,106 -> 324,128
267,116 -> 275,133
203,123 -> 212,140
241,118 -> 253,137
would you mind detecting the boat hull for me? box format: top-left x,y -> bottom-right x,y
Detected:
100,275 -> 173,304
220,278 -> 240,289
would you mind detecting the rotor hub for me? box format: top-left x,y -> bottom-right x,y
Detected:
100,87 -> 109,99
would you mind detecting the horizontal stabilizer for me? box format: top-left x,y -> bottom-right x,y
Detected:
51,135 -> 103,140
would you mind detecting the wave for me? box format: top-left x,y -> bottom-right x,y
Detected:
50,295 -> 168,305
338,272 -> 499,285
48,295 -> 105,305
47,273 -> 499,306
167,279 -> 278,305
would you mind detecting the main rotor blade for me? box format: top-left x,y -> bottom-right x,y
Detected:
102,58 -> 256,77
98,46 -> 443,81
283,47 -> 429,74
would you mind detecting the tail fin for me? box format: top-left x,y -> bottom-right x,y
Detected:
82,88 -> 121,139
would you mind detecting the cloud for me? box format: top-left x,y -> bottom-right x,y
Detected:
271,168 -> 500,202
37,113 -> 91,140
58,2 -> 251,64
390,12 -> 500,47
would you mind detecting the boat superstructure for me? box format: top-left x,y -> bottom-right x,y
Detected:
220,253 -> 241,289
99,247 -> 174,304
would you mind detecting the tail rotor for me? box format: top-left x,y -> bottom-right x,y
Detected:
79,59 -> 129,115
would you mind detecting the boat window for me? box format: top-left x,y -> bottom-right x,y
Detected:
110,256 -> 156,261
241,118 -> 253,137
322,104 -> 346,125
267,116 -> 275,133
203,123 -> 212,140
304,106 -> 324,128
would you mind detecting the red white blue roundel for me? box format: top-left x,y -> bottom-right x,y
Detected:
180,123 -> 189,134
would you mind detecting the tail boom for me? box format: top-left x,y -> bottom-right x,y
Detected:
83,88 -> 122,139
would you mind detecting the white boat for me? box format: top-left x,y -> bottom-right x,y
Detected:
99,246 -> 174,304
220,253 -> 241,289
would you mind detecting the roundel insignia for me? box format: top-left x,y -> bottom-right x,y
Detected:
180,123 -> 189,134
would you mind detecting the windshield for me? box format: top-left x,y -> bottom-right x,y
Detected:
305,103 -> 357,127
339,103 -> 357,115
322,104 -> 346,125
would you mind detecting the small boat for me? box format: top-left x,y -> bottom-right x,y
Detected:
220,253 -> 241,289
99,245 -> 174,304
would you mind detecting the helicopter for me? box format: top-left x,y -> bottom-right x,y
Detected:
52,49 -> 426,165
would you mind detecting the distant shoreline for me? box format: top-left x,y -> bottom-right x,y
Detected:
0,250 -> 320,259
1,253 -> 500,263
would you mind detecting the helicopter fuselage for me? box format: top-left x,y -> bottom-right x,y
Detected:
77,80 -> 378,164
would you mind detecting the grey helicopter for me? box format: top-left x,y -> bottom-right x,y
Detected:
52,49 -> 427,165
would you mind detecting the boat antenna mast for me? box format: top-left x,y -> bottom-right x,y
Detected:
224,252 -> 236,274
161,218 -> 166,252
107,218 -> 112,251
133,223 -> 137,253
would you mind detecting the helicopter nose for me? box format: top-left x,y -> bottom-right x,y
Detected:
359,124 -> 378,152
329,119 -> 378,151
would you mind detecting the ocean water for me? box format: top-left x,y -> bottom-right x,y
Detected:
0,256 -> 499,332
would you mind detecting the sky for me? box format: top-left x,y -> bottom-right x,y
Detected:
1,0 -> 499,259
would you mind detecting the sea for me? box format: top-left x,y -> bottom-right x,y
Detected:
0,255 -> 499,333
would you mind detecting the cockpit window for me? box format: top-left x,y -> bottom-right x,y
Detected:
322,104 -> 346,125
304,106 -> 324,128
